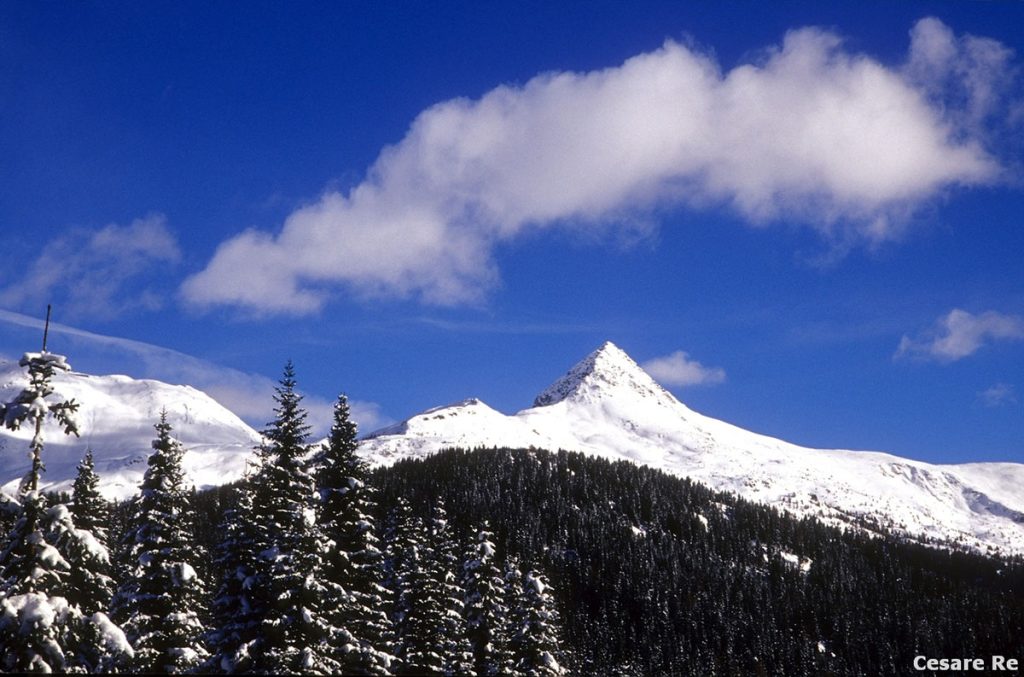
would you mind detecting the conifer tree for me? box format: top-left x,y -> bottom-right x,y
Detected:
0,491 -> 63,598
71,449 -> 109,544
387,497 -> 438,675
245,361 -> 339,674
388,498 -> 475,676
463,523 -> 513,676
0,330 -> 75,599
0,337 -> 130,672
315,393 -> 394,674
114,413 -> 208,673
0,490 -> 79,671
0,346 -> 79,494
63,449 -> 116,618
48,501 -> 115,616
427,502 -> 475,676
511,568 -> 568,677
502,557 -> 525,667
47,501 -> 131,672
207,473 -> 264,673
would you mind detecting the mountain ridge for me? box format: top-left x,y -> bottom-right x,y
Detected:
0,360 -> 261,500
2,344 -> 1021,554
361,342 -> 1024,554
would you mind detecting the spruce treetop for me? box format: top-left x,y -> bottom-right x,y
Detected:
263,360 -> 310,451
3,307 -> 76,433
72,449 -> 99,500
317,392 -> 367,507
327,394 -> 359,458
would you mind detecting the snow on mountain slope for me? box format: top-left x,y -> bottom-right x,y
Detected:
361,342 -> 1024,554
360,398 -> 560,466
0,360 -> 261,500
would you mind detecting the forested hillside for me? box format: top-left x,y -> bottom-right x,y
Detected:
372,447 -> 1024,675
188,446 -> 1024,675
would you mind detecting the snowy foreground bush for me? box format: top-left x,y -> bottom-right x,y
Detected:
0,589 -> 132,672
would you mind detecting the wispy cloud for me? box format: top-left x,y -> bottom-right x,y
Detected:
181,18 -> 1012,316
904,17 -> 1019,135
978,383 -> 1017,408
642,350 -> 726,387
0,308 -> 389,436
0,214 -> 180,320
896,309 -> 1024,362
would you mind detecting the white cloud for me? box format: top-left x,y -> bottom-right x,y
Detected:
896,309 -> 1024,362
0,308 -> 389,436
978,383 -> 1017,408
642,350 -> 726,387
0,214 -> 180,320
182,18 -> 1011,316
904,17 -> 1017,133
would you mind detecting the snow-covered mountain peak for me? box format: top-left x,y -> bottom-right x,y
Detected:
533,341 -> 681,410
362,342 -> 1024,554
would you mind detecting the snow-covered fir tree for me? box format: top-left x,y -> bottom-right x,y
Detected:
47,501 -> 131,672
0,491 -> 63,598
315,393 -> 394,674
0,491 -> 83,672
387,497 -> 436,675
388,498 -> 475,676
509,567 -> 568,677
228,362 -> 339,674
64,449 -> 115,617
427,502 -> 475,676
502,557 -> 524,669
0,350 -> 79,494
207,472 -> 264,673
48,501 -> 115,617
0,344 -> 131,672
71,449 -> 109,544
113,413 -> 209,673
0,566 -> 132,672
0,346 -> 72,595
463,523 -> 513,676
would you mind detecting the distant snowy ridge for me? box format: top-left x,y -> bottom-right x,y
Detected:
360,342 -> 1024,555
2,344 -> 1021,555
0,361 -> 261,501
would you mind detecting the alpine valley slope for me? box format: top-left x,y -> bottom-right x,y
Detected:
0,359 -> 261,501
360,342 -> 1024,554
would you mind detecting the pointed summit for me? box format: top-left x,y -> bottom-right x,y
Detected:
533,341 -> 680,408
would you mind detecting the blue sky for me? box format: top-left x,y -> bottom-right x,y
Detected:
1,1 -> 1022,463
